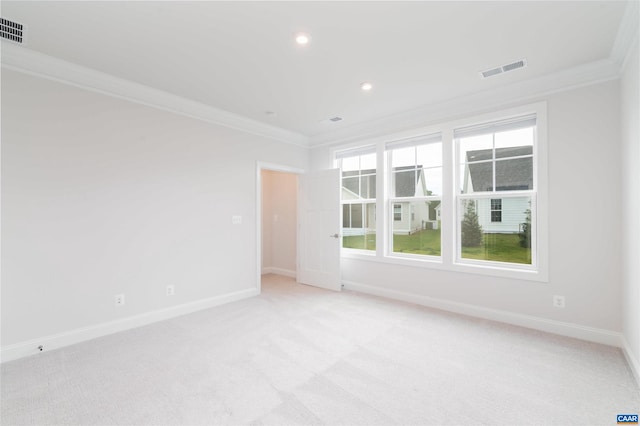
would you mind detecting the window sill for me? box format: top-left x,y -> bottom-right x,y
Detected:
340,249 -> 548,282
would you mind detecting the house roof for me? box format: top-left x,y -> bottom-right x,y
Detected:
342,166 -> 423,198
393,166 -> 421,197
466,146 -> 533,192
342,169 -> 375,199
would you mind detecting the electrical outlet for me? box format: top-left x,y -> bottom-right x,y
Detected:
114,294 -> 125,307
166,285 -> 175,296
553,295 -> 565,308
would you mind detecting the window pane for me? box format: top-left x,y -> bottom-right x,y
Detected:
496,157 -> 533,191
391,146 -> 415,168
342,176 -> 359,199
342,156 -> 359,172
342,202 -> 376,251
496,145 -> 533,159
340,151 -> 376,252
361,176 -> 370,199
459,134 -> 493,164
417,143 -> 442,168
495,127 -> 534,154
359,174 -> 376,199
459,197 -> 532,264
461,161 -> 493,193
392,200 -> 441,256
393,170 -> 417,197
360,153 -> 377,170
342,204 -> 350,228
351,203 -> 363,228
421,167 -> 442,197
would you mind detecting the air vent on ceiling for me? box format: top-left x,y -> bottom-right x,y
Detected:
480,59 -> 527,79
0,17 -> 24,44
329,116 -> 343,122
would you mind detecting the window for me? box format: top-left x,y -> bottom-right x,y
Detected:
333,103 -> 546,281
393,204 -> 402,221
336,148 -> 377,251
456,115 -> 536,266
491,199 -> 502,222
386,134 -> 442,257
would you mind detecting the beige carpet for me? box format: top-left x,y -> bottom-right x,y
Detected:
2,274 -> 638,425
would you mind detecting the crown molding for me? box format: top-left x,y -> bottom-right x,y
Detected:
612,0 -> 640,70
309,58 -> 621,148
0,42 -> 310,147
2,20 -> 630,151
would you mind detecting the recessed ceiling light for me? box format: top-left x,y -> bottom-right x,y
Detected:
295,33 -> 310,45
360,82 -> 373,91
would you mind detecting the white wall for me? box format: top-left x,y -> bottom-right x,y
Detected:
311,80 -> 623,339
621,38 -> 640,381
261,170 -> 297,276
1,70 -> 308,354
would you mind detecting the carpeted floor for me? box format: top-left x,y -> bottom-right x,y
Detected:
1,274 -> 638,425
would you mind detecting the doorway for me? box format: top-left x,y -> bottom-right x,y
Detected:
257,163 -> 303,292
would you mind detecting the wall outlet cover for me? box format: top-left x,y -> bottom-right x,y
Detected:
553,295 -> 565,308
115,294 -> 125,306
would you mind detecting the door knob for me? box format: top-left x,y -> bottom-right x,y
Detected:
330,233 -> 340,238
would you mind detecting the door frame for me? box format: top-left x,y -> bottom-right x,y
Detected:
256,162 -> 305,293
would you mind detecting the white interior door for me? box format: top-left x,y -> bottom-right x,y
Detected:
298,169 -> 341,291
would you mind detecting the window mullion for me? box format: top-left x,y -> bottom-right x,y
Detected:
441,128 -> 455,266
492,132 -> 497,192
376,142 -> 386,258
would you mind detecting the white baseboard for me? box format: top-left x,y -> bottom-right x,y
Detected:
0,287 -> 259,364
622,336 -> 640,387
343,280 -> 623,347
261,267 -> 296,278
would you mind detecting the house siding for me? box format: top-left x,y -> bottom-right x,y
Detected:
476,197 -> 529,233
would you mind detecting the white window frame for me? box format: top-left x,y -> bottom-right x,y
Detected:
386,134 -> 443,261
335,146 -> 378,255
331,102 -> 548,282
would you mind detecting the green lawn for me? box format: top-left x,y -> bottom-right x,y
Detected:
343,230 -> 531,264
461,233 -> 531,264
393,229 -> 441,256
342,234 -> 377,251
342,229 -> 441,255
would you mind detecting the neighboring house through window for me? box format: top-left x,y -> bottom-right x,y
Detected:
456,114 -> 536,266
387,134 -> 442,257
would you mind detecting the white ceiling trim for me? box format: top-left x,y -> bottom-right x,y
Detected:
0,42 -> 311,147
310,58 -> 621,148
611,0 -> 639,69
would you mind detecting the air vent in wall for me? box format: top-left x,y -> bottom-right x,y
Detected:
0,17 -> 24,44
480,59 -> 527,79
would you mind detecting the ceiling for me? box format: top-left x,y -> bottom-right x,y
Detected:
1,1 -> 633,144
